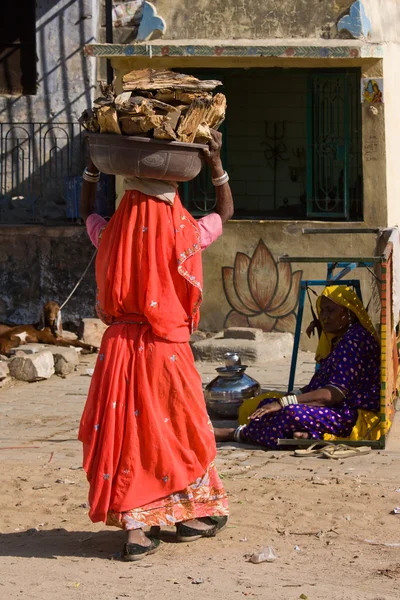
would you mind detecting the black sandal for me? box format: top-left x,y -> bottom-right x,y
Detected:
176,516 -> 228,543
122,536 -> 161,561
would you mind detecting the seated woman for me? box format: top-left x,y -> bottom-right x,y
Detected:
215,285 -> 380,448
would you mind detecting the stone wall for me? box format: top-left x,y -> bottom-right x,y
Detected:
0,0 -> 98,124
363,0 -> 400,43
0,226 -> 97,327
383,43 -> 400,227
137,0 -> 355,41
105,1 -> 400,46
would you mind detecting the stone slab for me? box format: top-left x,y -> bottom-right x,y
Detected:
223,327 -> 264,341
10,343 -> 81,358
10,344 -> 43,355
192,331 -> 294,365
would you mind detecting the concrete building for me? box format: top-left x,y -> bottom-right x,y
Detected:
1,1 -> 399,344
0,1 -> 100,324
88,0 -> 400,342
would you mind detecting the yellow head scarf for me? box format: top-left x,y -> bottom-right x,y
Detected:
315,285 -> 379,363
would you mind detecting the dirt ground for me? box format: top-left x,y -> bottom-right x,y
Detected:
1,355 -> 400,600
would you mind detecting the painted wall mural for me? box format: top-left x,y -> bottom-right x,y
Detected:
361,78 -> 384,104
222,240 -> 302,333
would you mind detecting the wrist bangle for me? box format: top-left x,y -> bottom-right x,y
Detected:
84,167 -> 100,176
83,168 -> 100,183
279,394 -> 299,408
233,425 -> 245,442
212,171 -> 229,187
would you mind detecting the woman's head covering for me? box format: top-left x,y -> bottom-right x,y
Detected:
315,285 -> 379,362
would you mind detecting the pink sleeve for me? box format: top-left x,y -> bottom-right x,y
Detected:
86,213 -> 107,248
197,213 -> 223,251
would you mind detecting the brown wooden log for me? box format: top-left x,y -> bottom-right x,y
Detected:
165,107 -> 181,130
99,81 -> 116,101
154,90 -> 176,103
117,96 -> 156,118
176,91 -> 213,105
155,90 -> 213,105
122,68 -> 221,92
204,93 -> 227,129
79,109 -> 100,133
194,123 -> 212,144
96,106 -> 121,135
153,121 -> 178,140
114,91 -> 133,112
176,97 -> 213,143
119,114 -> 164,136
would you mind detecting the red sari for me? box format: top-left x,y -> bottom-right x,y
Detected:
78,191 -> 228,528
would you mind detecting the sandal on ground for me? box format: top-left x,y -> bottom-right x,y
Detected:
122,536 -> 161,562
321,444 -> 372,460
293,441 -> 336,457
176,516 -> 228,543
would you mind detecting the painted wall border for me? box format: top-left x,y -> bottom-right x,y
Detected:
84,43 -> 384,60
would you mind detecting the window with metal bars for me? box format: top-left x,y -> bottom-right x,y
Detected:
180,68 -> 363,221
0,0 -> 37,95
306,71 -> 362,220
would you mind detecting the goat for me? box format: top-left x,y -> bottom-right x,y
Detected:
0,301 -> 98,357
0,324 -> 12,336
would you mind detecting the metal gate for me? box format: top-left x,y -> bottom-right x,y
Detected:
306,72 -> 362,220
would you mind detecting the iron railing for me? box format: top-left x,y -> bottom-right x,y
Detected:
0,122 -> 84,223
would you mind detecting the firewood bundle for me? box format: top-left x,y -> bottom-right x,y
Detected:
79,69 -> 226,144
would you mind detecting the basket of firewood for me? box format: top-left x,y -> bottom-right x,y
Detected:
80,69 -> 226,182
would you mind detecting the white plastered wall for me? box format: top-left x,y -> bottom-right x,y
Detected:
383,42 -> 400,227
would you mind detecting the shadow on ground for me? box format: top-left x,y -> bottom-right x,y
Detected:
0,527 -> 180,560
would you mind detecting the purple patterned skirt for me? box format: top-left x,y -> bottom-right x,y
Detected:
240,399 -> 357,449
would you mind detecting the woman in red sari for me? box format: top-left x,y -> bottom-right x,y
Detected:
79,131 -> 233,561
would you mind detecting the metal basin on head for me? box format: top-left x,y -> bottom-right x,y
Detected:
86,133 -> 207,182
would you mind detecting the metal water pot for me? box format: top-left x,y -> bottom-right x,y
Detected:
204,353 -> 261,419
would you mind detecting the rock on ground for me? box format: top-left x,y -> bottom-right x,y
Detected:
49,347 -> 79,376
8,351 -> 55,382
0,360 -> 9,380
79,318 -> 108,348
9,344 -> 80,376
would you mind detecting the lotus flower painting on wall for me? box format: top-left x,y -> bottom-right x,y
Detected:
222,240 -> 303,332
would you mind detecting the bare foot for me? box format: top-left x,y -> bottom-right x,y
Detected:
214,427 -> 236,442
293,432 -> 309,439
127,528 -> 152,547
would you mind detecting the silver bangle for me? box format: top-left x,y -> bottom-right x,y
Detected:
279,394 -> 299,408
212,171 -> 229,187
83,173 -> 100,183
233,425 -> 245,442
84,167 -> 100,176
83,168 -> 100,183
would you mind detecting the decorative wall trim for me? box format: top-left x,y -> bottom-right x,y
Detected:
337,1 -> 372,40
136,2 -> 167,42
84,43 -> 384,60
